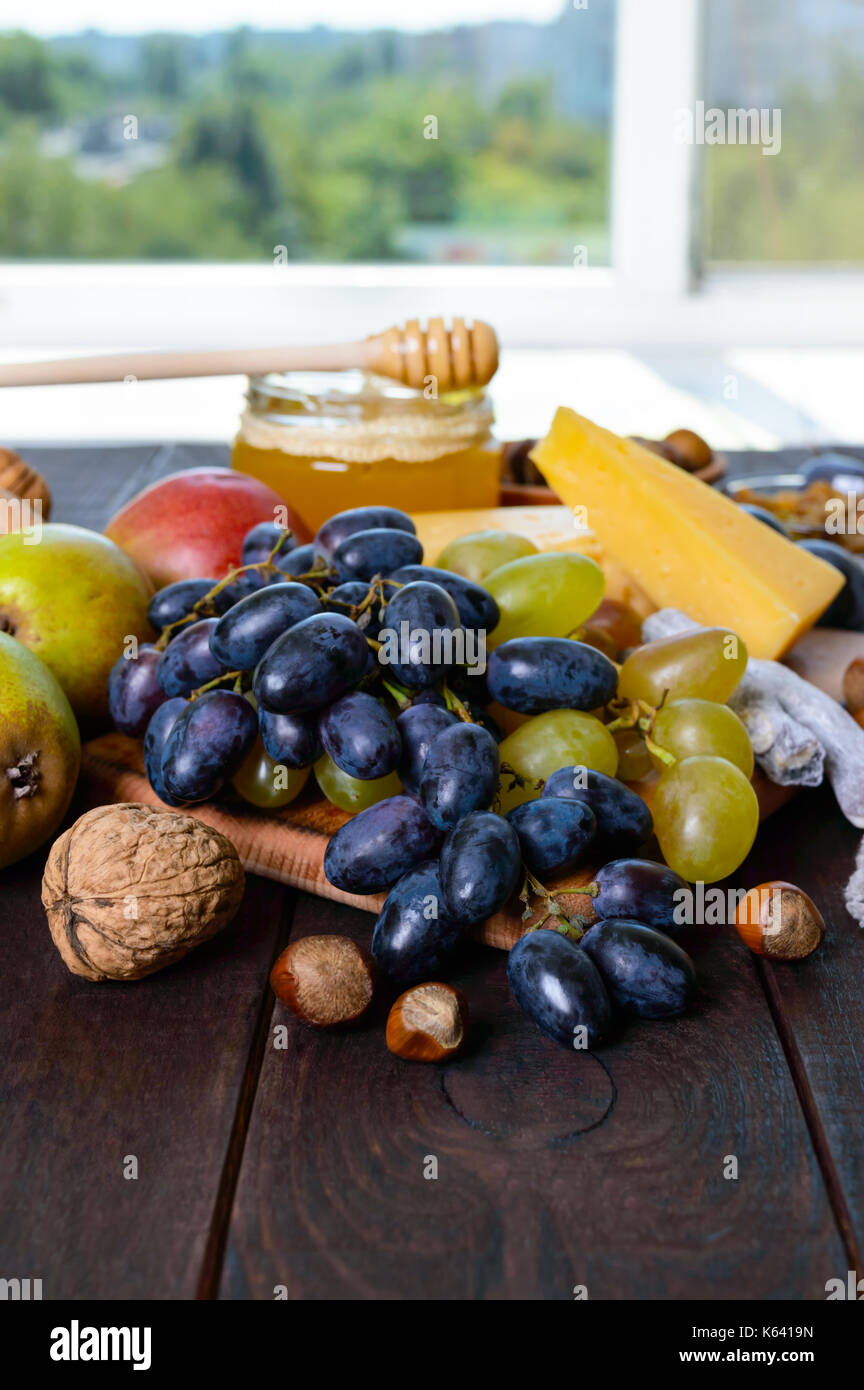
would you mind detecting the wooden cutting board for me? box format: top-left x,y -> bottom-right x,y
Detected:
79,733 -> 794,953
78,625 -> 859,951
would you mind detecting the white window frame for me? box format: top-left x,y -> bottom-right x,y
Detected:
1,0 -> 863,353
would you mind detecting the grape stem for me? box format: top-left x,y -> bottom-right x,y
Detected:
642,732 -> 677,768
381,678 -> 413,710
604,694 -> 677,768
189,670 -> 244,699
442,683 -> 475,723
499,760 -> 544,791
519,870 -> 592,939
355,575 -> 395,620
340,573 -> 397,615
153,535 -> 335,650
295,565 -> 337,590
329,576 -> 398,635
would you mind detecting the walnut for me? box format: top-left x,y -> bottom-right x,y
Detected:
0,448 -> 52,519
42,803 -> 245,981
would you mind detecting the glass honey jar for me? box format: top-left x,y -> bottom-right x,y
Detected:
232,370 -> 501,534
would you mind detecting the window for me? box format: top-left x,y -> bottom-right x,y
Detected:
703,0 -> 864,265
1,0 -> 863,360
0,2 -> 615,267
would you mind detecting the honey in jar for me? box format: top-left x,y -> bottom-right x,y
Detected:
232,370 -> 501,534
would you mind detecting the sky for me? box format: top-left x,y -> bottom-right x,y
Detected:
4,0 -> 565,37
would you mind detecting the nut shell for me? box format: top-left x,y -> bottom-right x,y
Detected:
0,448 -> 52,519
630,435 -> 679,464
42,802 -> 245,981
663,428 -> 713,471
734,880 -> 825,961
270,935 -> 375,1027
843,657 -> 864,715
580,598 -> 643,660
501,438 -> 543,487
386,982 -> 469,1061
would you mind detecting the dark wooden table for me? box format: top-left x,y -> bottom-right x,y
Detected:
2,442 -> 862,1301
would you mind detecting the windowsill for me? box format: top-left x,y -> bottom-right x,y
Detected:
0,262 -> 618,289
2,263 -> 864,351
2,262 -> 863,446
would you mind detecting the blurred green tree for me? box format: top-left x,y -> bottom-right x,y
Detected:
0,29 -> 613,264
140,36 -> 189,102
178,101 -> 282,217
0,32 -> 59,115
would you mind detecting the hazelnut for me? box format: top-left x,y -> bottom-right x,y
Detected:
501,438 -> 543,486
580,598 -> 643,660
843,657 -> 864,714
734,881 -> 825,961
385,982 -> 468,1062
270,935 -> 375,1027
630,435 -> 679,464
663,428 -> 713,471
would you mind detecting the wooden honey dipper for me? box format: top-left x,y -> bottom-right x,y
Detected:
0,317 -> 499,392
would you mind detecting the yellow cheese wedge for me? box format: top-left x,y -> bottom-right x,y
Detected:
410,504 -> 655,617
411,504 -> 595,561
531,407 -> 844,659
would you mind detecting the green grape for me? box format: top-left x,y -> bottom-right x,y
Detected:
436,529 -> 539,583
233,737 -> 310,809
497,709 -> 618,813
484,552 -> 605,647
617,628 -> 747,706
314,754 -> 402,813
650,698 -> 754,777
654,755 -> 759,882
614,728 -> 653,782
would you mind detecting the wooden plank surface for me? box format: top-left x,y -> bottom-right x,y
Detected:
219,896 -> 847,1300
2,440 -> 861,1302
739,787 -> 864,1272
0,848 -> 291,1298
208,440 -> 864,1298
16,441 -> 230,532
0,441 -> 286,1299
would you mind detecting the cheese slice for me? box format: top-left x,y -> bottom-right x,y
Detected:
410,504 -> 655,617
412,504 -> 595,561
531,407 -> 844,659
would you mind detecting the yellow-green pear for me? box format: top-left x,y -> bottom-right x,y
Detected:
0,632 -> 81,869
0,524 -> 153,722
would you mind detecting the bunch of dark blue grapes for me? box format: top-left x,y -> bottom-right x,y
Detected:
107,502 -> 695,1050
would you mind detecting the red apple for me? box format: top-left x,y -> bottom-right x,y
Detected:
104,468 -> 310,588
